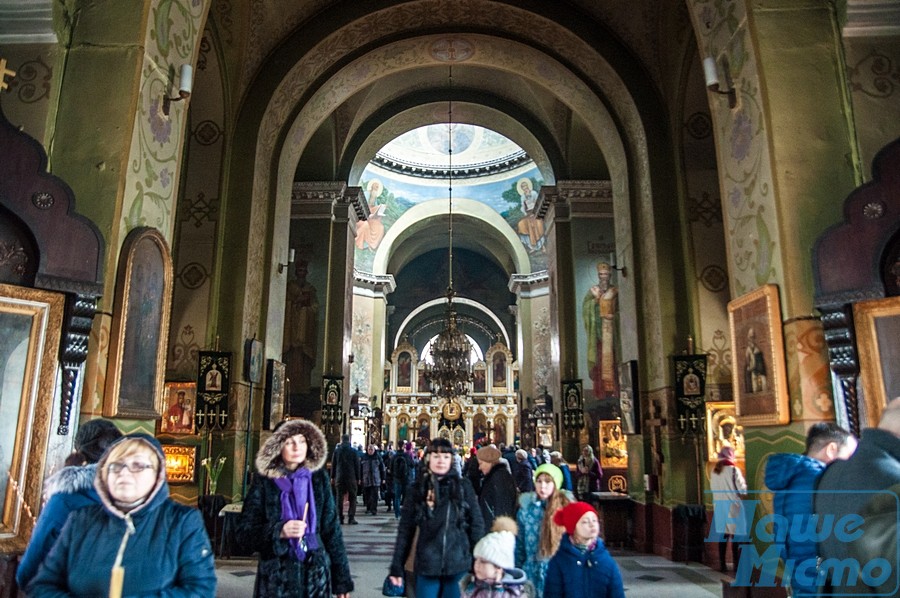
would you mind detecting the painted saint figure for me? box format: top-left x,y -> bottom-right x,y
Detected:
283,259 -> 319,394
515,178 -> 545,252
583,261 -> 618,398
744,327 -> 767,393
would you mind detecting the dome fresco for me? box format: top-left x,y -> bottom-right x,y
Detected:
356,124 -> 547,273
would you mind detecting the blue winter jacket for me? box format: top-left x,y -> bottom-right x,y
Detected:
543,534 -> 625,598
764,452 -> 825,564
16,464 -> 101,589
27,434 -> 216,597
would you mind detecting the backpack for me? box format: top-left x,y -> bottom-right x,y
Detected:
393,453 -> 410,482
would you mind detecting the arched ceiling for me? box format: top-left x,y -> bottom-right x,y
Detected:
298,61 -> 609,184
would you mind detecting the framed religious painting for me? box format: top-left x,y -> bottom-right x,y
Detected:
159,382 -> 197,435
103,227 -> 173,419
161,445 -> 198,484
705,401 -> 745,462
0,284 -> 64,552
853,295 -> 900,427
598,420 -> 628,469
728,284 -> 789,426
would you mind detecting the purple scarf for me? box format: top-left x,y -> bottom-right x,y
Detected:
273,467 -> 318,561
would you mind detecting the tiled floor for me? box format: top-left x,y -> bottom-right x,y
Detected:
214,505 -> 733,597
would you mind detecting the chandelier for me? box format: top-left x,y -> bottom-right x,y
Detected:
425,66 -> 473,401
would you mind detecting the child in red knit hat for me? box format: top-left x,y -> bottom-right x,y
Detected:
543,502 -> 625,598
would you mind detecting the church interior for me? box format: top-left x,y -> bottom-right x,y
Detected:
1,0 -> 899,591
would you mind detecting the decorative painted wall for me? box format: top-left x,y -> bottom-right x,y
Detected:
572,218 -> 617,400
845,37 -> 900,179
689,0 -> 785,300
120,0 -> 208,242
167,26 -> 225,382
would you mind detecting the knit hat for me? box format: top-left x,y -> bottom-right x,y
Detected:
477,445 -> 501,464
534,462 -> 563,490
74,419 -> 123,464
472,516 -> 518,570
553,501 -> 598,536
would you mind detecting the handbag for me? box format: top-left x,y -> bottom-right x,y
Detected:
304,549 -> 332,598
382,575 -> 406,597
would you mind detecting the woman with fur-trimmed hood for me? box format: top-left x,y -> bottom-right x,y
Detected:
17,418 -> 122,590
27,434 -> 216,596
237,419 -> 353,597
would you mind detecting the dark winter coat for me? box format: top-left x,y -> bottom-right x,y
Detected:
543,534 -> 625,598
389,468 -> 485,578
391,451 -> 413,485
27,434 -> 216,597
332,440 -> 360,486
478,462 -> 518,530
237,419 -> 353,597
815,428 -> 900,595
764,452 -> 825,565
514,459 -> 534,493
361,451 -> 385,487
17,464 -> 100,589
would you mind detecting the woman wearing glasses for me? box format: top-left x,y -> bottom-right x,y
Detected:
27,434 -> 216,596
237,419 -> 353,597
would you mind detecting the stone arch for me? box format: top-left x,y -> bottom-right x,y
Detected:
225,0 -> 685,386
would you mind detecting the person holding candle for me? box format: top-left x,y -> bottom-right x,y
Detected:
27,434 -> 216,597
17,418 -> 122,590
237,419 -> 353,597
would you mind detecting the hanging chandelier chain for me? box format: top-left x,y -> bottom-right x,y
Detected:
448,64 -> 454,292
422,63 -> 472,402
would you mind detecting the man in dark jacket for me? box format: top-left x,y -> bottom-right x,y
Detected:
764,422 -> 855,597
332,434 -> 361,524
476,445 -> 517,529
360,444 -> 385,515
390,443 -> 414,519
815,399 -> 900,595
514,449 -> 535,493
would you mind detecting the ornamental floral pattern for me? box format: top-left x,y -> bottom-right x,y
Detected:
120,0 -> 208,245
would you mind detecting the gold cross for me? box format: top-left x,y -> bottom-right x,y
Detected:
0,58 -> 16,91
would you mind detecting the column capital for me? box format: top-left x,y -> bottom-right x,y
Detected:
291,181 -> 347,218
509,270 -> 551,297
353,269 -> 396,298
536,180 -> 613,221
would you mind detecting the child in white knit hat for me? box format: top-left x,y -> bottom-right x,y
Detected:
460,516 -> 535,598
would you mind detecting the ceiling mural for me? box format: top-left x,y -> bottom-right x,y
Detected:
353,124 -> 547,273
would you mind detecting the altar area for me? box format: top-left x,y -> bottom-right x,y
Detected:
382,337 -> 519,448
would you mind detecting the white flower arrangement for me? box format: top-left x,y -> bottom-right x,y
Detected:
201,454 -> 227,492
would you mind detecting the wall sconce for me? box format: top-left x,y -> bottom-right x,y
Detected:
609,252 -> 627,278
277,248 -> 296,274
162,64 -> 193,116
702,56 -> 736,109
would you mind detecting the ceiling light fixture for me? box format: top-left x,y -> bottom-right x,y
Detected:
425,65 -> 473,401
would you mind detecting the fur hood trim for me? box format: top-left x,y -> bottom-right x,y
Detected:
256,419 -> 328,478
42,464 -> 98,502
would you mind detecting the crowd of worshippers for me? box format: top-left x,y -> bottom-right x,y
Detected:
18,401 -> 900,598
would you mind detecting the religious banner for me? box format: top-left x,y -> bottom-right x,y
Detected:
196,351 -> 231,430
673,354 -> 708,435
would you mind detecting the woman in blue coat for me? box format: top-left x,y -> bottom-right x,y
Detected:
16,418 -> 122,590
27,434 -> 216,597
544,502 -> 624,598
